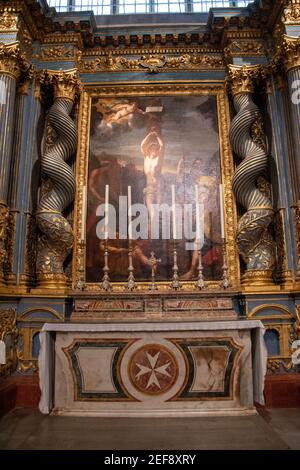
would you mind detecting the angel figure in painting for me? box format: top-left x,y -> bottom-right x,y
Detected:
140,128 -> 165,236
96,99 -> 145,136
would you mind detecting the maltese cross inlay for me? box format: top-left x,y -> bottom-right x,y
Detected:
129,344 -> 178,395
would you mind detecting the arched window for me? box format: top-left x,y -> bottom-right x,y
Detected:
264,329 -> 280,357
47,1 -> 249,15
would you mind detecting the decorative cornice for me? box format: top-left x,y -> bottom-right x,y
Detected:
0,42 -> 32,80
224,40 -> 266,62
226,64 -> 266,96
77,51 -> 225,73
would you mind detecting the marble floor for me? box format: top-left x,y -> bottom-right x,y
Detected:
0,408 -> 299,450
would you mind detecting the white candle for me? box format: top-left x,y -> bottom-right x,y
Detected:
128,185 -> 132,240
219,184 -> 225,239
104,184 -> 109,239
195,184 -> 200,244
171,184 -> 176,239
81,185 -> 87,241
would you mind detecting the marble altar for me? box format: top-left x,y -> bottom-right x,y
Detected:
39,320 -> 267,417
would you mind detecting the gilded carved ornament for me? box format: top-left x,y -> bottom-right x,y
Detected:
0,204 -> 9,285
280,35 -> 300,71
41,46 -> 75,61
224,40 -> 266,61
283,4 -> 300,24
0,308 -> 18,378
76,51 -> 225,73
0,42 -> 31,81
0,13 -> 18,31
292,202 -> 300,274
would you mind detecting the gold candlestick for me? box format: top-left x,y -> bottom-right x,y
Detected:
171,244 -> 181,290
195,245 -> 205,290
101,238 -> 112,291
220,238 -> 230,289
149,251 -> 161,291
126,239 -> 136,291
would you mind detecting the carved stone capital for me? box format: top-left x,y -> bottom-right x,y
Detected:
281,35 -> 300,72
47,69 -> 81,102
227,64 -> 264,96
0,13 -> 18,32
0,42 -> 31,81
283,4 -> 300,25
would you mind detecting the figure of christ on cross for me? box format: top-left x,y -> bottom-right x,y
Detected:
140,128 -> 165,237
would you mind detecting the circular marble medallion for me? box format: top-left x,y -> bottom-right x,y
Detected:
128,344 -> 178,395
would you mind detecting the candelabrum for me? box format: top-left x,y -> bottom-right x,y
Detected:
101,238 -> 112,291
220,238 -> 230,289
126,239 -> 136,291
75,240 -> 86,291
149,251 -> 161,291
195,243 -> 205,290
171,243 -> 181,290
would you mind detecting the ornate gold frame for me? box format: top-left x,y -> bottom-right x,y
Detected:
72,82 -> 239,291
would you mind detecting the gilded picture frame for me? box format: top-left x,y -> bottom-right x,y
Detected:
72,82 -> 239,291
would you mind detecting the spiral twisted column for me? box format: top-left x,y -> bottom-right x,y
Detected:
228,65 -> 275,286
36,70 -> 80,290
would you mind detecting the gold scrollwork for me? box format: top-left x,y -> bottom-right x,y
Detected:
0,203 -> 9,286
292,202 -> 300,276
41,46 -> 75,61
0,13 -> 18,31
0,308 -> 18,378
77,52 -> 225,73
267,358 -> 294,372
224,40 -> 266,61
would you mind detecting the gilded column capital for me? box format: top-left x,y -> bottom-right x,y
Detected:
227,65 -> 264,96
47,69 -> 81,102
0,12 -> 18,32
283,3 -> 300,25
280,35 -> 300,72
0,42 -> 31,80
